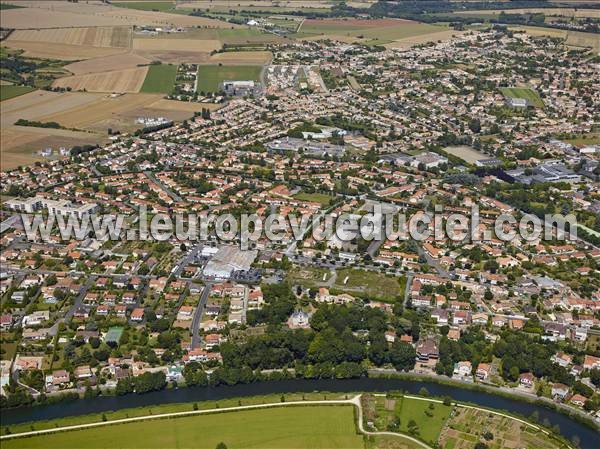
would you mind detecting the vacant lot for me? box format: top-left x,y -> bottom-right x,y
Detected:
148,98 -> 222,112
444,145 -> 488,164
196,64 -> 262,92
140,64 -> 178,93
0,85 -> 35,102
2,406 -> 363,449
8,27 -> 131,48
293,192 -> 332,206
500,87 -> 544,108
64,52 -> 151,75
53,67 -> 149,93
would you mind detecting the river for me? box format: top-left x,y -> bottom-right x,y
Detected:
2,378 -> 599,448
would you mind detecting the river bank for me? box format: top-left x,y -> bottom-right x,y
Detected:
1,378 -> 599,448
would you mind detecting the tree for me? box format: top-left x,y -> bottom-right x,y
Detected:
215,443 -> 228,449
469,118 -> 481,133
389,341 -> 416,372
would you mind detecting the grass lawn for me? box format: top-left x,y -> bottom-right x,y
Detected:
140,64 -> 178,94
196,65 -> 262,93
0,85 -> 35,102
334,268 -> 404,302
3,405 -> 363,449
396,397 -> 452,445
293,192 -> 332,206
500,87 -> 544,108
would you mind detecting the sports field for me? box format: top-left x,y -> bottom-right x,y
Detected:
2,405 -> 363,449
140,64 -> 178,93
196,64 -> 262,93
500,87 -> 544,108
0,85 -> 35,102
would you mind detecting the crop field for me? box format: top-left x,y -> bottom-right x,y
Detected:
1,127 -> 105,170
2,406 -> 363,449
132,38 -> 222,52
196,64 -> 262,92
300,19 -> 446,46
52,67 -> 149,93
209,50 -> 272,64
1,1 -> 237,28
454,8 -> 600,18
3,40 -> 129,61
500,87 -> 545,108
385,29 -> 465,49
113,1 -> 178,12
0,85 -> 35,102
140,64 -> 178,93
8,27 -> 131,48
566,31 -> 600,53
64,53 -> 151,75
34,93 -> 164,133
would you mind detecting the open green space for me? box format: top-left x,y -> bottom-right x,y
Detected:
334,268 -> 404,302
140,64 -> 178,94
0,2 -> 22,9
2,405 -> 363,449
500,87 -> 544,108
196,64 -> 262,93
286,266 -> 331,289
396,397 -> 451,445
0,85 -> 35,102
293,192 -> 332,206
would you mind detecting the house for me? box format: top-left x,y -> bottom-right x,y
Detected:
519,372 -> 535,388
46,369 -> 70,387
74,365 -> 93,379
551,383 -> 569,400
431,309 -> 448,325
453,361 -> 472,378
384,331 -> 396,343
583,355 -> 600,371
416,339 -> 439,362
476,363 -> 491,381
551,352 -> 572,368
569,394 -> 587,407
131,308 -> 144,322
453,311 -> 470,326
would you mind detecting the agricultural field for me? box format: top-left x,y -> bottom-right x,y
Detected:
209,50 -> 272,64
0,1 -> 237,28
140,64 -> 178,94
299,18 -> 448,46
132,38 -> 222,53
454,8 -> 600,18
196,64 -> 262,93
500,87 -> 545,108
64,53 -> 152,76
439,407 -> 563,449
52,67 -> 149,93
113,1 -> 179,12
7,27 -> 131,48
2,406 -> 364,449
0,85 -> 35,102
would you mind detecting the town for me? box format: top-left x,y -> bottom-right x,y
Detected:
0,1 -> 599,449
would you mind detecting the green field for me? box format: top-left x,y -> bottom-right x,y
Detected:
397,397 -> 452,445
300,21 -> 442,43
500,87 -> 544,108
196,65 -> 262,93
334,269 -> 405,302
0,85 -> 35,102
2,406 -> 363,449
113,1 -> 177,12
293,192 -> 333,206
0,2 -> 22,9
140,64 -> 178,94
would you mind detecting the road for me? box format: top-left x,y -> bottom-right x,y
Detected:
190,281 -> 213,349
144,170 -> 182,202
